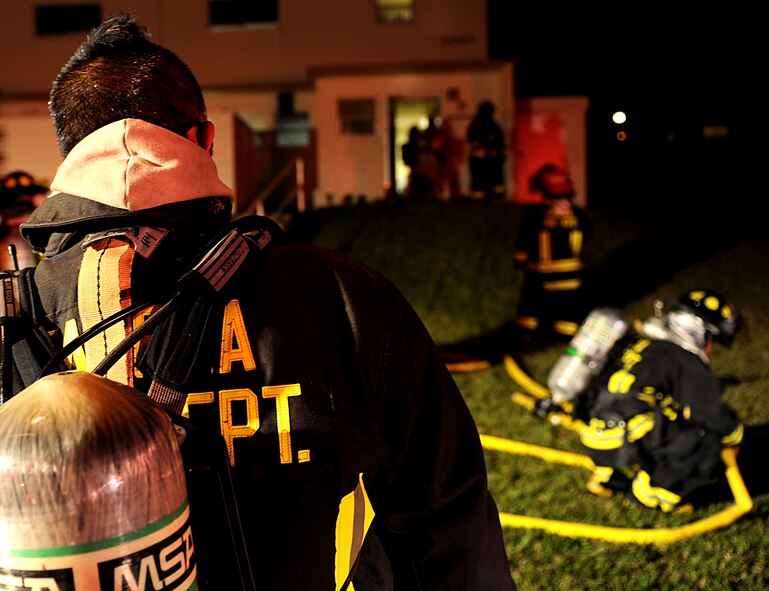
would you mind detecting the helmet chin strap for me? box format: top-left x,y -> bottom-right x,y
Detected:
704,335 -> 715,355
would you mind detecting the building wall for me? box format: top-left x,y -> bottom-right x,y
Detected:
315,63 -> 514,204
0,2 -> 588,210
0,1 -> 502,207
0,1 -> 488,96
1,66 -> 522,207
0,103 -> 60,187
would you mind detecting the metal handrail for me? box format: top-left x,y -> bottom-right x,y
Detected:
236,157 -> 305,219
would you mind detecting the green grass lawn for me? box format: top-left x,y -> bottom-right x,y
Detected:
295,200 -> 769,591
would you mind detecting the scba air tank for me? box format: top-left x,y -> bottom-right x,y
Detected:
0,372 -> 197,590
547,307 -> 628,404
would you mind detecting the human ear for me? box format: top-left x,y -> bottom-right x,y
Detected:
184,121 -> 215,154
197,121 -> 215,154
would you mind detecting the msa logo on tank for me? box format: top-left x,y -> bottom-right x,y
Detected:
0,519 -> 195,591
97,520 -> 196,590
0,374 -> 197,591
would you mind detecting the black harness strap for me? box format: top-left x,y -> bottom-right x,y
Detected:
35,216 -> 281,393
0,269 -> 68,402
22,214 -> 282,591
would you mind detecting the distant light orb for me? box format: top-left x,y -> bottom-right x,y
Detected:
612,111 -> 627,124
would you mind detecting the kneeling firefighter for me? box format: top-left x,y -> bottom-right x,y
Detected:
547,289 -> 744,512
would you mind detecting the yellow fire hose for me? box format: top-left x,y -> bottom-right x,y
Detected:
441,351 -> 492,373
476,354 -> 754,544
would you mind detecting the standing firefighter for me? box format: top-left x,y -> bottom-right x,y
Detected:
514,163 -> 590,342
572,289 -> 744,511
466,101 -> 507,200
13,12 -> 516,591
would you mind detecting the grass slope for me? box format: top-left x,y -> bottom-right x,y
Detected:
292,200 -> 769,591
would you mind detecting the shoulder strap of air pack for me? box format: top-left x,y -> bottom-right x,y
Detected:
35,214 -> 284,413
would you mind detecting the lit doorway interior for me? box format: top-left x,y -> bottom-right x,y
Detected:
390,97 -> 440,195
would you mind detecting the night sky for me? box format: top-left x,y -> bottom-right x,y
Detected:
488,3 -> 761,210
489,3 -> 755,104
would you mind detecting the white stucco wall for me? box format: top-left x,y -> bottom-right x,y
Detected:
314,63 -> 514,204
0,115 -> 61,185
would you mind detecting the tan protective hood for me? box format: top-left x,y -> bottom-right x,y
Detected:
49,118 -> 234,211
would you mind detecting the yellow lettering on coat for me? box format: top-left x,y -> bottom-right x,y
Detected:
219,388 -> 260,466
220,299 -> 256,373
263,384 -> 301,464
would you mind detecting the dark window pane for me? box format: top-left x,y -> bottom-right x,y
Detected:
210,0 -> 278,26
339,99 -> 375,135
35,4 -> 101,36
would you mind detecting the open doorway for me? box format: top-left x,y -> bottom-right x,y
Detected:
389,97 -> 440,195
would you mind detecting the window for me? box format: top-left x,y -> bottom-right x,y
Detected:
277,113 -> 310,147
35,4 -> 101,36
376,0 -> 414,23
339,99 -> 375,135
209,0 -> 278,26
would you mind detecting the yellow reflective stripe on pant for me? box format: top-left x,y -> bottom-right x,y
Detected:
631,469 -> 681,512
625,412 -> 654,442
580,411 -> 655,451
580,418 -> 625,450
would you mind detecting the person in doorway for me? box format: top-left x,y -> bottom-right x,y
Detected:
18,13 -> 516,591
513,163 -> 590,343
418,110 -> 449,199
403,114 -> 449,202
572,289 -> 744,512
466,100 -> 506,200
439,117 -> 463,200
401,125 -> 434,200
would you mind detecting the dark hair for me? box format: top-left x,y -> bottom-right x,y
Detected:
477,101 -> 495,118
49,13 -> 207,156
